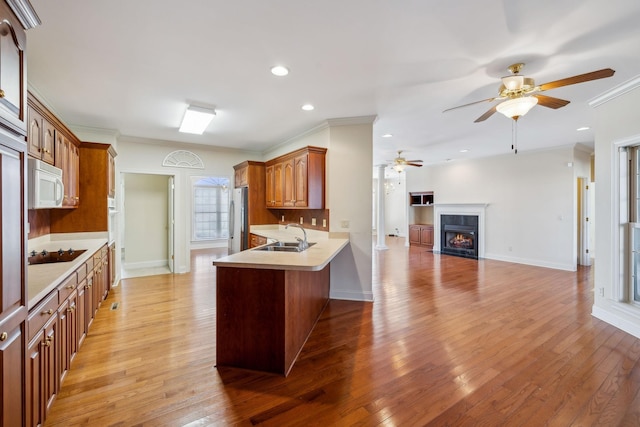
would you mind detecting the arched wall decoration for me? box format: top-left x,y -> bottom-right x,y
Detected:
162,150 -> 204,169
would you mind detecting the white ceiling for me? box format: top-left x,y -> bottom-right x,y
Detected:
26,0 -> 640,167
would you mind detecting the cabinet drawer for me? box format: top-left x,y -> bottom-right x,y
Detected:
85,257 -> 94,272
76,263 -> 87,283
27,291 -> 59,342
57,273 -> 78,302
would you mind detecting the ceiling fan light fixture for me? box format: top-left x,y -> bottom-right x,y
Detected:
502,75 -> 524,91
393,164 -> 405,173
496,96 -> 538,120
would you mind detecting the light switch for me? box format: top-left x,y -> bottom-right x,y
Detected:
311,218 -> 316,226
323,219 -> 327,228
300,217 -> 304,224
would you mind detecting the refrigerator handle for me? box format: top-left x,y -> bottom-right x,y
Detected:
229,199 -> 235,239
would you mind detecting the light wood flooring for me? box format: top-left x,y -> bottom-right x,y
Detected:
45,237 -> 640,426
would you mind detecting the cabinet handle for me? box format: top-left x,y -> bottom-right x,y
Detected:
66,285 -> 75,289
75,197 -> 79,200
0,89 -> 5,98
42,309 -> 53,315
0,332 -> 7,341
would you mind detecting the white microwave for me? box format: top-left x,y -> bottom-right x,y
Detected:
28,158 -> 64,209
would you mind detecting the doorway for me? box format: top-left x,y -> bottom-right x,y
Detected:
120,172 -> 175,278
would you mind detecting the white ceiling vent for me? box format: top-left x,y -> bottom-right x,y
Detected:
162,150 -> 204,169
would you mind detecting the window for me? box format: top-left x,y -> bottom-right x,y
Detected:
628,147 -> 640,304
192,176 -> 229,241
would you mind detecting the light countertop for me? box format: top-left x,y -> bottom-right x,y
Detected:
213,226 -> 349,271
27,234 -> 108,309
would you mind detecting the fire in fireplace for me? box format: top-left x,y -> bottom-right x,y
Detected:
440,215 -> 479,259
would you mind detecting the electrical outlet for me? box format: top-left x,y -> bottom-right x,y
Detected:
323,219 -> 327,228
281,215 -> 285,222
599,288 -> 605,297
300,217 -> 304,224
311,218 -> 316,226
341,220 -> 349,228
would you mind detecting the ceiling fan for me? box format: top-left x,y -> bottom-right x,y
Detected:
444,63 -> 615,122
388,150 -> 423,172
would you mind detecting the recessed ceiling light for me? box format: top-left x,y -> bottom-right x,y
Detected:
271,66 -> 289,76
577,126 -> 590,131
301,104 -> 314,111
382,134 -> 393,138
459,149 -> 469,153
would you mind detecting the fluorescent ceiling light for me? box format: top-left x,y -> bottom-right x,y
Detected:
271,66 -> 289,76
459,149 -> 469,153
382,133 -> 393,138
577,126 -> 590,131
179,105 -> 216,134
301,104 -> 314,111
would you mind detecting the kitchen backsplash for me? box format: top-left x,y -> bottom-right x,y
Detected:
274,209 -> 329,231
28,209 -> 51,239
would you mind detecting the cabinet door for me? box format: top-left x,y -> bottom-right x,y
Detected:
54,130 -> 65,169
84,274 -> 95,332
293,154 -> 308,207
69,142 -> 79,206
408,225 -> 421,245
234,165 -> 247,188
420,226 -> 434,246
27,107 -> 43,158
108,152 -> 116,197
76,280 -> 87,349
283,159 -> 295,207
273,162 -> 284,207
41,119 -> 55,165
265,164 -> 275,207
57,299 -> 70,384
0,3 -> 27,135
27,328 -> 44,427
42,315 -> 58,415
1,318 -> 26,427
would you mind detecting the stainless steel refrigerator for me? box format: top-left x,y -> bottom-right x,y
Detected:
228,186 -> 248,254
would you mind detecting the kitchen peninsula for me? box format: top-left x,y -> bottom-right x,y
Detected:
213,229 -> 348,376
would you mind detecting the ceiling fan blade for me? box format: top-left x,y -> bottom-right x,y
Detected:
405,163 -> 423,167
443,97 -> 498,112
538,68 -> 615,92
405,159 -> 423,163
474,105 -> 498,122
534,94 -> 570,109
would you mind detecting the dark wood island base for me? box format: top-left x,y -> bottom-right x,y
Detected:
216,264 -> 330,376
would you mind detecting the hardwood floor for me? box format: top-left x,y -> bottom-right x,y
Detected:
44,237 -> 640,426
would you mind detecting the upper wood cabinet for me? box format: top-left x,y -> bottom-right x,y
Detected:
108,151 -> 116,197
232,161 -> 278,226
27,106 -> 55,164
51,143 -> 117,233
265,146 -> 326,209
0,1 -> 30,137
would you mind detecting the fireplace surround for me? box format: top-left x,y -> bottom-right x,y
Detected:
441,214 -> 478,259
433,203 -> 487,259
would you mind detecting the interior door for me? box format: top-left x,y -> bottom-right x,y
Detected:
168,176 -> 175,273
578,177 -> 591,266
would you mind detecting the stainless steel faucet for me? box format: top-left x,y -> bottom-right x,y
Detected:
285,223 -> 309,250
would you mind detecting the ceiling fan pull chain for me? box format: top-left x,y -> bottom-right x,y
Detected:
512,118 -> 518,154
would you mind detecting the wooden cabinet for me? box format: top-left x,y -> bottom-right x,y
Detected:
51,143 -> 117,233
27,107 -> 55,164
410,191 -> 434,206
265,146 -> 326,209
0,1 -> 31,137
232,161 -> 278,226
409,224 -> 434,250
109,243 -> 116,289
54,127 -> 80,208
26,245 -> 110,425
0,140 -> 27,427
250,233 -> 267,248
108,151 -> 116,197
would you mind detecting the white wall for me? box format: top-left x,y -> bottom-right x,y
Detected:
116,137 -> 258,273
123,173 -> 169,268
406,146 -> 585,271
263,117 -> 375,301
591,77 -> 640,339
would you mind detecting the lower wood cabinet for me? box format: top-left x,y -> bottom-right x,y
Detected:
409,224 -> 434,250
26,244 -> 109,426
250,233 -> 267,248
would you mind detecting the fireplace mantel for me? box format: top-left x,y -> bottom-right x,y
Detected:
433,203 -> 487,258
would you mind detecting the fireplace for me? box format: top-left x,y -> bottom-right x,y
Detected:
440,214 -> 478,259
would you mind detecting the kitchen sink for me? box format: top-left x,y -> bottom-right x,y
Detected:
28,249 -> 87,265
255,242 -> 316,252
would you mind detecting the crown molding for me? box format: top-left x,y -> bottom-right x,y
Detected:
589,75 -> 640,108
6,0 -> 40,29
